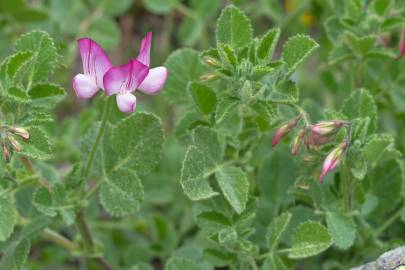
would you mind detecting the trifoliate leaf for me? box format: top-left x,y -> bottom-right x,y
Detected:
216,5 -> 253,49
163,49 -> 207,105
289,221 -> 333,259
0,195 -> 16,242
266,212 -> 292,252
99,168 -> 144,217
215,165 -> 249,214
281,34 -> 319,77
326,211 -> 356,249
15,30 -> 58,84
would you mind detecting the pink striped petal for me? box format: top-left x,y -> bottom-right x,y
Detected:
138,66 -> 168,94
136,32 -> 152,67
73,74 -> 99,99
78,38 -> 112,89
103,59 -> 149,96
116,93 -> 137,113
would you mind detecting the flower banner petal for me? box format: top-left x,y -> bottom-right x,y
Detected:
103,59 -> 149,96
137,32 -> 152,67
138,66 -> 168,95
73,74 -> 99,99
77,38 -> 112,89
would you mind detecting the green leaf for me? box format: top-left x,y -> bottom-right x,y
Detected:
328,46 -> 355,65
166,257 -> 202,270
217,43 -> 238,67
181,146 -> 219,200
374,0 -> 392,16
326,211 -> 356,249
0,0 -> 47,23
7,87 -> 29,103
268,80 -> 299,104
289,221 -> 333,259
189,82 -> 217,115
192,126 -> 224,162
99,168 -> 144,217
163,49 -> 207,105
342,89 -> 377,133
20,127 -> 52,160
143,0 -> 178,14
281,34 -> 319,77
84,16 -> 120,50
381,16 -> 405,32
361,134 -> 398,168
216,5 -> 253,49
215,165 -> 249,214
0,239 -> 30,270
266,212 -> 292,252
262,254 -> 287,270
196,211 -> 231,234
28,83 -> 65,106
257,28 -> 280,62
32,188 -> 56,217
344,33 -> 375,56
0,195 -> 16,242
6,51 -> 33,81
88,0 -> 132,16
106,112 -> 163,176
80,122 -> 103,177
15,30 -> 58,84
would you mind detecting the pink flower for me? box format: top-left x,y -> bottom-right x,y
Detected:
272,115 -> 301,147
103,32 -> 168,113
319,141 -> 348,183
73,38 -> 113,99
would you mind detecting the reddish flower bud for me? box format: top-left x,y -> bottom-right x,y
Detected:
397,32 -> 405,60
1,142 -> 10,162
200,73 -> 219,82
8,136 -> 22,152
272,115 -> 301,147
9,127 -> 30,140
291,129 -> 305,155
320,141 -> 349,183
306,120 -> 348,147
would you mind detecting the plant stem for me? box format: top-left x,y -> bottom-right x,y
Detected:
42,228 -> 78,251
75,210 -> 94,252
82,96 -> 112,179
374,205 -> 404,237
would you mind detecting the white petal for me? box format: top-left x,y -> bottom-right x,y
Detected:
116,93 -> 137,113
72,74 -> 99,99
138,66 -> 168,94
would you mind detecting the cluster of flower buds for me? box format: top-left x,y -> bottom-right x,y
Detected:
272,117 -> 351,182
1,126 -> 30,161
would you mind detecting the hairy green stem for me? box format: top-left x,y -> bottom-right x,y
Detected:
82,96 -> 112,179
42,228 -> 78,251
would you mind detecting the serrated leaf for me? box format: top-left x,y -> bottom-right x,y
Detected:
374,0 -> 392,16
15,30 -> 58,84
345,32 -> 375,56
289,221 -> 333,259
342,89 -> 377,133
166,257 -> 202,270
189,82 -> 217,115
0,195 -> 16,242
99,168 -> 144,217
0,239 -> 30,270
326,211 -> 356,250
20,127 -> 52,160
281,34 -> 319,77
218,43 -> 238,68
257,28 -> 280,62
28,83 -> 65,106
163,49 -> 207,105
32,187 -> 57,217
267,212 -> 292,252
6,51 -> 33,81
7,87 -> 29,103
215,165 -> 249,214
216,5 -> 252,49
196,211 -> 231,234
381,16 -> 405,32
268,80 -> 299,104
106,112 -> 163,176
192,126 -> 224,162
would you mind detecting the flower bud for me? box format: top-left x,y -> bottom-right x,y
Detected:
200,73 -> 219,82
291,129 -> 305,155
397,32 -> 405,60
319,140 -> 349,183
272,115 -> 301,147
203,57 -> 221,68
8,136 -> 22,152
306,120 -> 349,147
9,127 -> 30,139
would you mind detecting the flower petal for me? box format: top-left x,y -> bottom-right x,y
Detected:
103,59 -> 149,96
116,93 -> 137,113
138,66 -> 168,94
73,74 -> 99,99
77,38 -> 112,89
136,32 -> 152,66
